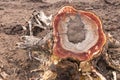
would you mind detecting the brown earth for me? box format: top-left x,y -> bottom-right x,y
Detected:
0,0 -> 120,80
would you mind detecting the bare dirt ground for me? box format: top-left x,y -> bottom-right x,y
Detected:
0,0 -> 120,80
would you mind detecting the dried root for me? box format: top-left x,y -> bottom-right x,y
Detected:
16,31 -> 52,49
16,10 -> 52,49
104,33 -> 120,72
112,71 -> 117,80
107,33 -> 120,48
79,61 -> 107,80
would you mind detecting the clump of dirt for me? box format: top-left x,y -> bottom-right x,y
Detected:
30,0 -> 43,2
53,60 -> 79,80
2,24 -> 24,35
